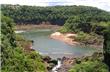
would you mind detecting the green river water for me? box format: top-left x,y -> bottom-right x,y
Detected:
19,29 -> 101,59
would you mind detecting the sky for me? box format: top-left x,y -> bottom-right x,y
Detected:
1,0 -> 110,11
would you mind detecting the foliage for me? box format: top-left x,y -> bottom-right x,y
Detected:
1,15 -> 47,72
59,14 -> 110,33
1,4 -> 110,71
75,32 -> 103,45
103,23 -> 110,69
58,26 -> 70,33
1,14 -> 16,47
65,16 -> 110,71
1,47 -> 47,72
69,61 -> 109,72
69,52 -> 109,72
15,34 -> 33,50
56,7 -> 110,69
1,4 -> 110,25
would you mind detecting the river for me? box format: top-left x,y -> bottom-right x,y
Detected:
19,29 -> 100,59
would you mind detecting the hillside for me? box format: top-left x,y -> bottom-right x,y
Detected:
1,15 -> 47,72
1,4 -> 110,25
1,4 -> 110,72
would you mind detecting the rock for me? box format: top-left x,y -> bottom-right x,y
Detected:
42,56 -> 51,62
51,32 -> 62,36
57,57 -> 76,72
50,32 -> 79,45
65,33 -> 77,38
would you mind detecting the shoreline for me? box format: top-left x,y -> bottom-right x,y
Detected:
15,24 -> 61,30
15,26 -> 103,72
15,24 -> 103,49
50,32 -> 80,46
50,32 -> 103,49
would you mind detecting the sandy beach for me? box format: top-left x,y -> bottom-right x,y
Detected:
50,32 -> 79,45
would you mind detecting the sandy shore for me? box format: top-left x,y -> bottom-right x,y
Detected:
50,32 -> 79,45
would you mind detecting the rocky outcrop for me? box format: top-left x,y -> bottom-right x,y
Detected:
50,32 -> 79,45
42,56 -> 57,71
57,57 -> 76,72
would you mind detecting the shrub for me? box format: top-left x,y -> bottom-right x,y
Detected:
69,61 -> 109,72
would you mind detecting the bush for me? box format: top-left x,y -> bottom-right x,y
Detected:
58,26 -> 69,33
75,32 -> 103,45
1,15 -> 47,72
69,61 -> 109,72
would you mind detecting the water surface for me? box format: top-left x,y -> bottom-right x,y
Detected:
20,29 -> 99,59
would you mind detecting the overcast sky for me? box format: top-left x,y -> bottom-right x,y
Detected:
1,0 -> 110,11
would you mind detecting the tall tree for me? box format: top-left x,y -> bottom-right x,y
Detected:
103,23 -> 110,70
1,15 -> 47,72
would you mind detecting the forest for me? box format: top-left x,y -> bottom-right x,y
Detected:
1,4 -> 110,72
1,4 -> 110,25
1,15 -> 47,72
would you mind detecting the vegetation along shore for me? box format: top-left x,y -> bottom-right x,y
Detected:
1,4 -> 110,72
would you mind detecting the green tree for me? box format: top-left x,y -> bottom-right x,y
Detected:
2,4 -> 110,25
1,15 -> 47,72
103,23 -> 110,70
69,61 -> 109,72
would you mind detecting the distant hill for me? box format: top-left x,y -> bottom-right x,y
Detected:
1,4 -> 110,25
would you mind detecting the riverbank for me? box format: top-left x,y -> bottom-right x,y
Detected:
16,28 -> 103,72
50,32 -> 79,45
50,32 -> 103,49
15,24 -> 61,30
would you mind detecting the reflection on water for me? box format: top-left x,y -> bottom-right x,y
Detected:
20,29 -> 100,59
